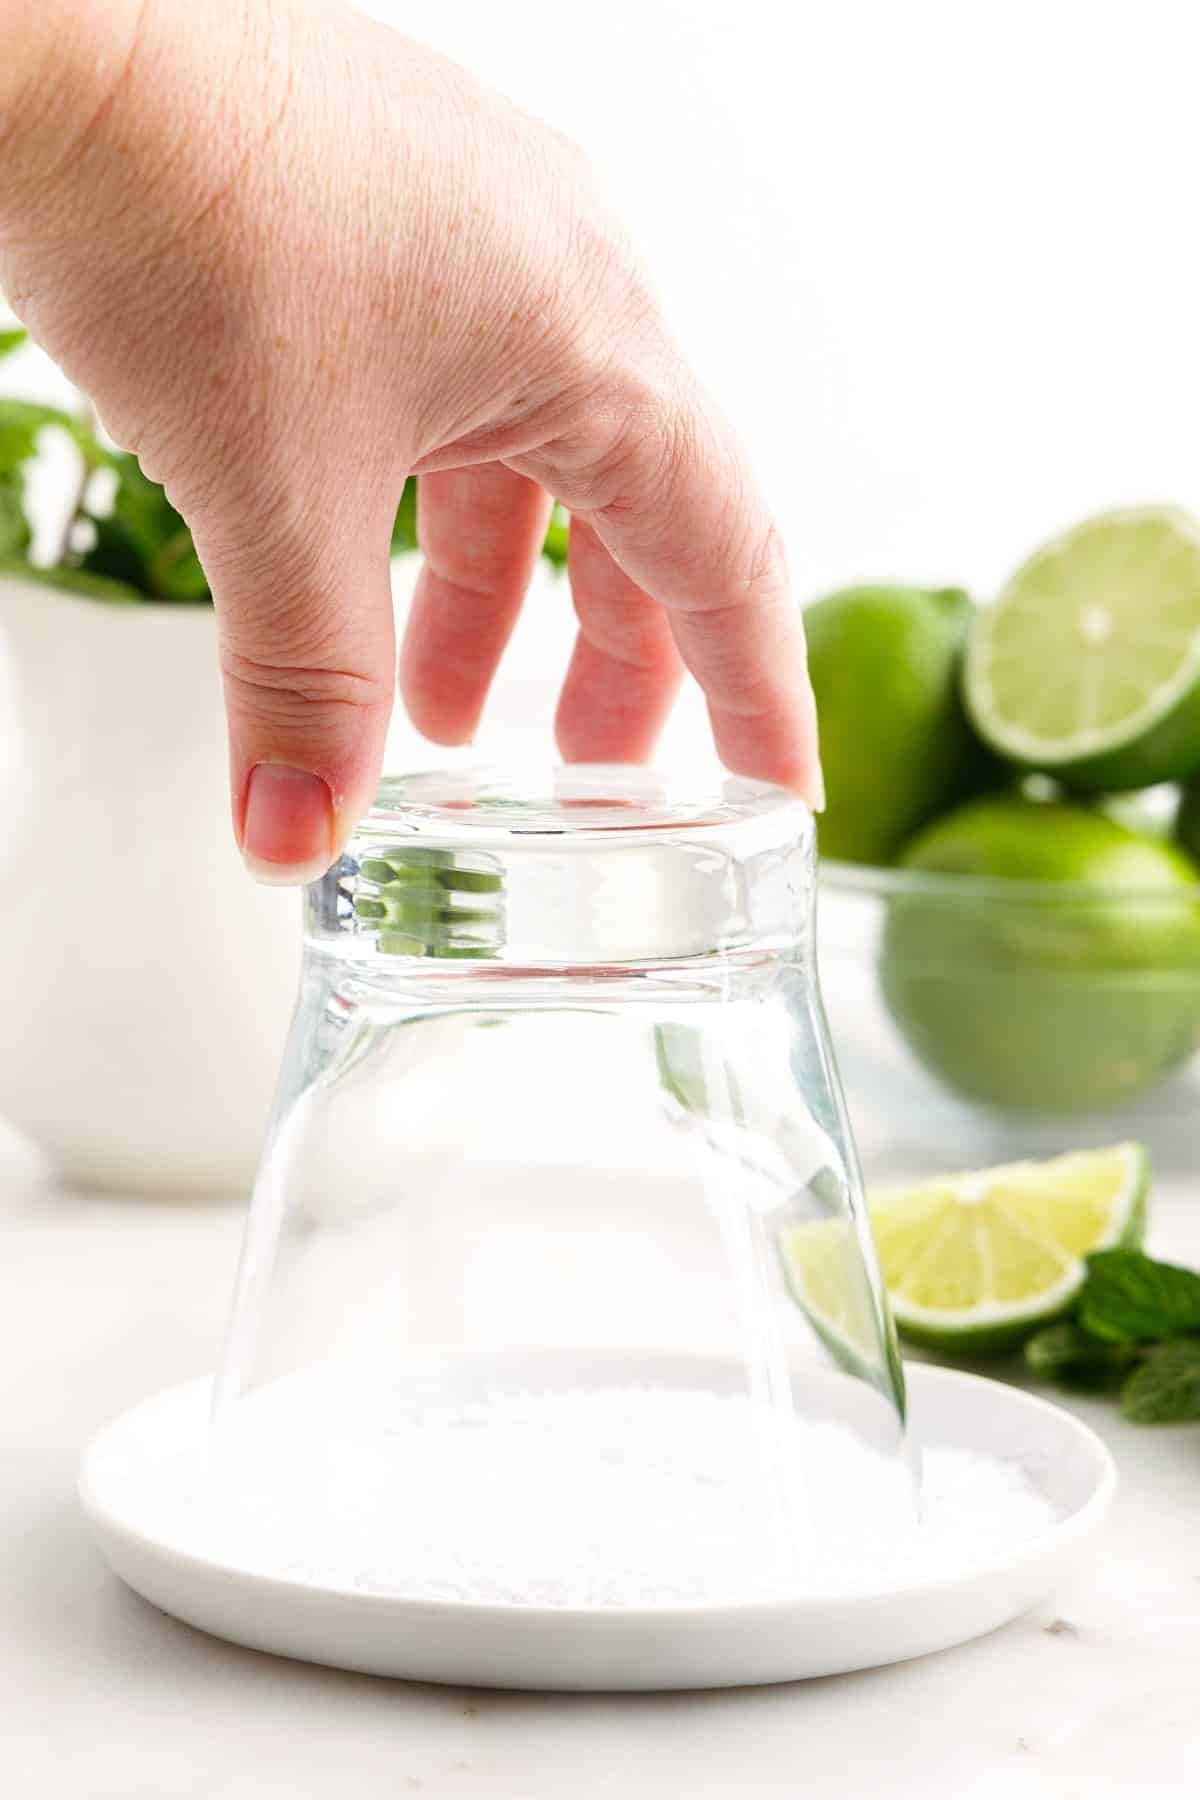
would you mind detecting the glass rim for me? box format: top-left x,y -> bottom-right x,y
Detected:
360,764 -> 813,852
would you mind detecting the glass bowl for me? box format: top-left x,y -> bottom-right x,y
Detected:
818,861 -> 1200,1182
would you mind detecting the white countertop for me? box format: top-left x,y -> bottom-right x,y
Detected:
5,1123 -> 1200,1800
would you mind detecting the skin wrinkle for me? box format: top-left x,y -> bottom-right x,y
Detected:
666,578 -> 794,627
409,366 -> 616,475
221,654 -> 389,714
420,558 -> 519,607
214,551 -> 390,654
518,396 -> 673,520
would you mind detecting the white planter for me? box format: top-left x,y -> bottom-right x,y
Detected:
0,575 -> 299,1192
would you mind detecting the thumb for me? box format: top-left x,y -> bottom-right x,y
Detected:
193,499 -> 397,886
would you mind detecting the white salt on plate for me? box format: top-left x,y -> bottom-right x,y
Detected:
91,1369 -> 1058,1610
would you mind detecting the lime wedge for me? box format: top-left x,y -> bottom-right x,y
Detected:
862,1142 -> 1147,1355
965,508 -> 1200,789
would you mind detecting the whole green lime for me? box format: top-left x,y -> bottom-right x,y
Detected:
1176,778 -> 1200,862
804,585 -> 993,864
880,797 -> 1200,1113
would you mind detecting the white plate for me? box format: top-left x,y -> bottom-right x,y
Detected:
79,1359 -> 1113,1691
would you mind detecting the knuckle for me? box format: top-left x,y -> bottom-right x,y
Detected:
588,409 -> 665,512
555,392 -> 683,516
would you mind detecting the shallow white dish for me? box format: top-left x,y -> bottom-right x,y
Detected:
79,1358 -> 1113,1691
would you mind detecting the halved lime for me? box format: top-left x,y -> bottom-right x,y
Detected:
965,508 -> 1200,789
862,1142 -> 1147,1355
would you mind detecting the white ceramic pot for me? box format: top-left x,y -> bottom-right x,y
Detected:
0,574 -> 300,1192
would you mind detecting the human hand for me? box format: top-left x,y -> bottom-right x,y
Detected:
0,0 -> 821,881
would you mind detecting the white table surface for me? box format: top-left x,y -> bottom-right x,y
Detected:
5,1121 -> 1200,1800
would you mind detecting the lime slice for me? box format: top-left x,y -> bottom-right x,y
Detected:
863,1142 -> 1147,1355
965,508 -> 1200,789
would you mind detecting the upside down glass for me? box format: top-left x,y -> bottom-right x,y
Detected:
211,766 -> 910,1608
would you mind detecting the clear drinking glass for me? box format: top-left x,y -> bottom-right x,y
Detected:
211,766 -> 910,1608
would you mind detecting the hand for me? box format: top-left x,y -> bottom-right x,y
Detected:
0,0 -> 821,881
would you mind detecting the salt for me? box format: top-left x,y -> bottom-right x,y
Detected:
92,1371 -> 1059,1609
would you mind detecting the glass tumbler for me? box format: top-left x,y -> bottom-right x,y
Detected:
211,765 -> 909,1610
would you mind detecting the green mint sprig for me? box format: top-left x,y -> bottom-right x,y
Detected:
1078,1249 -> 1200,1343
0,395 -> 103,561
1025,1248 -> 1200,1423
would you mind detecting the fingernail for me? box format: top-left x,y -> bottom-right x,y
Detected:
242,763 -> 335,885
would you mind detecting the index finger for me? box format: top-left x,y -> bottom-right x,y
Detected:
515,376 -> 823,805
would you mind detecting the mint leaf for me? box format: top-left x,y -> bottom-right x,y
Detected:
1024,1320 -> 1135,1391
0,485 -> 28,558
0,398 -> 78,562
0,328 -> 27,358
1080,1249 -> 1200,1343
391,477 -> 418,552
1120,1338 -> 1200,1423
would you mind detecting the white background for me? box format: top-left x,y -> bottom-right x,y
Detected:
359,0 -> 1200,601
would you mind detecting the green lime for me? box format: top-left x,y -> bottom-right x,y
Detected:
965,507 -> 1200,790
1176,777 -> 1200,862
863,1142 -> 1147,1356
880,797 -> 1200,1112
804,585 -> 993,864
